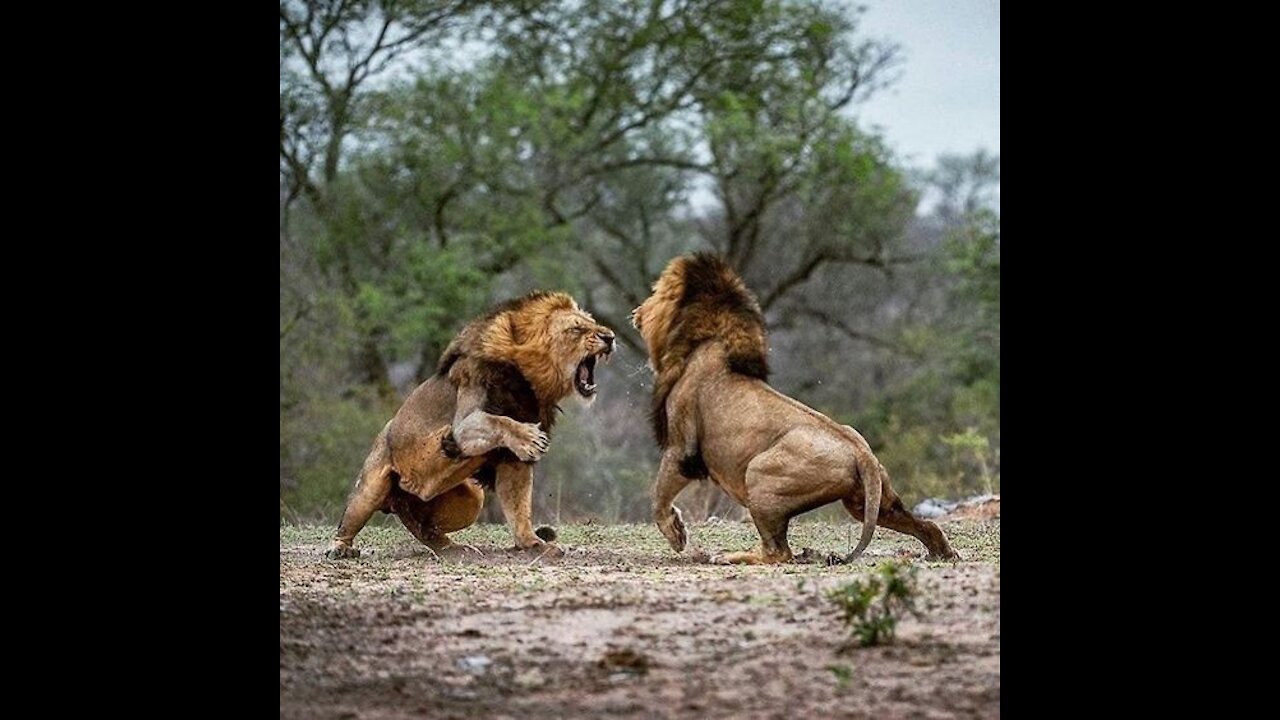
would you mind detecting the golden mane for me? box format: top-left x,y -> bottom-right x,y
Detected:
643,253 -> 769,446
437,291 -> 582,412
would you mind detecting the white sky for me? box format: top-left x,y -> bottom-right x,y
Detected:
853,0 -> 1001,167
684,1 -> 1000,212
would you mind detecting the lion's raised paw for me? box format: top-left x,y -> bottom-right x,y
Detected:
510,423 -> 550,462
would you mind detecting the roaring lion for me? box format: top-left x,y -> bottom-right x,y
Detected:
326,291 -> 615,560
631,253 -> 957,563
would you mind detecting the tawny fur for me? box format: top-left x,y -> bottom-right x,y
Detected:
327,291 -> 614,559
633,253 -> 957,564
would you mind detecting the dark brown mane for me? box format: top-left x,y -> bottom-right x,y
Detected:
650,253 -> 770,446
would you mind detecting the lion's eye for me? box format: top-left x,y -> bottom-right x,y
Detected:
567,326 -> 588,335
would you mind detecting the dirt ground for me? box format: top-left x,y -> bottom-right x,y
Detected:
281,518 -> 999,719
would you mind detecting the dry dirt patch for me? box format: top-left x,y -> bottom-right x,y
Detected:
281,520 -> 999,718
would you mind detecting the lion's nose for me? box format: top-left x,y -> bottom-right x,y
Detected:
598,332 -> 615,349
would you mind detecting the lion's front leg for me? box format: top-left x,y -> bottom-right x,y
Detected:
653,450 -> 693,553
454,413 -> 548,461
495,462 -> 563,558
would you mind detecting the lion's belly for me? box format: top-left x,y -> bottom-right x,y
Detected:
705,468 -> 750,505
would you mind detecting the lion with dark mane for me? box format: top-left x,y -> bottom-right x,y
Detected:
632,253 -> 957,563
327,291 -> 615,560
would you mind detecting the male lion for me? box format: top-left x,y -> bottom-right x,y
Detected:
326,291 -> 615,560
631,254 -> 957,564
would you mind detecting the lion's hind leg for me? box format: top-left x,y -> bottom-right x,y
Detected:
395,425 -> 487,502
710,432 -> 848,565
841,493 -> 959,561
327,424 -> 396,559
388,481 -> 486,561
710,511 -> 793,565
708,452 -> 798,565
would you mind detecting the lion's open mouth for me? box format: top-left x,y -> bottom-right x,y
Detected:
575,348 -> 611,397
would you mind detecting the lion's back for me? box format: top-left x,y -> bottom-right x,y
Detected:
389,374 -> 457,449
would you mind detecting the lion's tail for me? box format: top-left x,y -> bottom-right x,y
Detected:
846,454 -> 883,561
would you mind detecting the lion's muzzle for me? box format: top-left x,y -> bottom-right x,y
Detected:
575,331 -> 615,398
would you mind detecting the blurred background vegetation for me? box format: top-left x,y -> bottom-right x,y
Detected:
280,0 -> 999,525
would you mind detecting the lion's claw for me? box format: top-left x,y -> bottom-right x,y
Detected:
511,423 -> 550,462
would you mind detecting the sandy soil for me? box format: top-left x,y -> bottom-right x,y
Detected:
281,519 -> 999,719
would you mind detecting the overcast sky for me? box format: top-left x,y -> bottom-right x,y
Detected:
853,0 -> 1000,168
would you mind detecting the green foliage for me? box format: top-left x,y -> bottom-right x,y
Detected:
869,416 -> 955,503
280,1 -> 997,521
280,390 -> 393,522
942,427 -> 996,495
850,161 -> 1000,507
827,560 -> 922,647
531,408 -> 658,524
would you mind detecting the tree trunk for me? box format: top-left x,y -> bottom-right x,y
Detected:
356,335 -> 396,401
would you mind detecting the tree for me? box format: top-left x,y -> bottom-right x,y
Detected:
281,2 -> 999,521
281,0 -> 486,395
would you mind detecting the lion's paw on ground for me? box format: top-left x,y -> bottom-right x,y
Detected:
325,543 -> 361,560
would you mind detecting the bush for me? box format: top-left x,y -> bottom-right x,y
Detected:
280,391 -> 394,522
827,560 -> 922,647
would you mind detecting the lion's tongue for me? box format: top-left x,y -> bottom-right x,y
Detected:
578,363 -> 591,385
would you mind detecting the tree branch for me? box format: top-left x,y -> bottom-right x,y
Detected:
576,155 -> 711,182
587,251 -> 645,309
760,250 -> 922,312
788,306 -> 916,357
280,301 -> 311,341
760,252 -> 830,311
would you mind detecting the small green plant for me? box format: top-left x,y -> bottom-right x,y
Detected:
827,560 -> 922,647
826,664 -> 853,687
